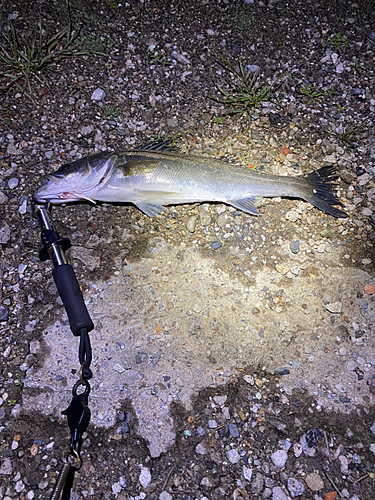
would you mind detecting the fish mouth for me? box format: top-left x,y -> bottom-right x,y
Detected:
33,155 -> 114,205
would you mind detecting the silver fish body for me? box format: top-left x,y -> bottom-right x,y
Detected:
33,149 -> 347,218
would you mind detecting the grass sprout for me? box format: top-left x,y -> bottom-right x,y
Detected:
0,2 -> 104,98
210,54 -> 276,122
295,83 -> 336,104
326,119 -> 371,147
330,33 -> 348,51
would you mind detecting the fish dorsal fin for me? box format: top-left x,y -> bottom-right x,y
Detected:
136,139 -> 178,152
228,197 -> 260,216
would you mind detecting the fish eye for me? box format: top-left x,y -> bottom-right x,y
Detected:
56,163 -> 69,173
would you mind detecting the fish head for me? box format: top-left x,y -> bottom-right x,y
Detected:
33,152 -> 115,204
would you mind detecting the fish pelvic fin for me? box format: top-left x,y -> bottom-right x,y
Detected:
304,166 -> 347,218
227,196 -> 260,216
135,201 -> 168,217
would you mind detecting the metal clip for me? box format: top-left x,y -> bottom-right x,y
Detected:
62,380 -> 91,454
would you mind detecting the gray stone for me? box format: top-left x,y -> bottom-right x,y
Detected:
0,457 -> 12,475
370,420 -> 375,436
139,466 -> 151,488
210,241 -> 222,250
325,302 -> 342,313
213,395 -> 227,405
305,472 -> 324,491
81,125 -> 94,136
8,177 -> 19,189
195,441 -> 210,455
251,473 -> 264,494
228,423 -> 240,438
271,449 -> 288,468
289,240 -> 300,253
159,492 -> 173,500
91,88 -> 106,101
0,221 -> 11,244
287,477 -> 305,497
243,466 -> 252,482
272,486 -> 288,500
186,215 -> 198,232
0,191 -> 7,204
226,449 -> 240,464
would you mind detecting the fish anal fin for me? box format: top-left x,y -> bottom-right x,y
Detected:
228,197 -> 260,216
135,201 -> 167,217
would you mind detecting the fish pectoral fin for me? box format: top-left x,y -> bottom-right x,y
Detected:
135,201 -> 167,217
228,196 -> 260,216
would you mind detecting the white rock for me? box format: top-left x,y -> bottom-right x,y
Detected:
243,465 -> 253,481
325,302 -> 342,313
159,491 -> 173,500
272,486 -> 288,500
213,395 -> 227,406
139,466 -> 151,488
195,441 -> 209,455
370,443 -> 375,455
226,449 -> 240,464
91,88 -> 106,101
112,482 -> 122,494
339,455 -> 349,473
271,449 -> 288,468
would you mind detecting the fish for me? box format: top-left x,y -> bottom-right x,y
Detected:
33,145 -> 347,218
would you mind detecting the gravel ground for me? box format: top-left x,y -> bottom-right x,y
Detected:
1,0 -> 375,499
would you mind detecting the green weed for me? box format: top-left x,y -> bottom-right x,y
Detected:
336,103 -> 347,112
330,33 -> 348,51
231,7 -> 254,31
0,1 -> 105,98
296,83 -> 336,104
210,54 -> 276,122
149,52 -> 172,66
212,116 -> 223,124
327,119 -> 370,147
1,103 -> 11,125
104,105 -> 120,117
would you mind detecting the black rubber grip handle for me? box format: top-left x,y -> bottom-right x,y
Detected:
52,264 -> 94,336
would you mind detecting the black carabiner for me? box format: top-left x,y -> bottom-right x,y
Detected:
62,380 -> 91,455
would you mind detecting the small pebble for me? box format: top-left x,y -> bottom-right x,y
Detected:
186,215 -> 198,232
91,88 -> 106,101
272,486 -> 288,500
159,492 -> 173,500
0,222 -> 11,244
325,302 -> 342,313
229,423 -> 240,438
139,466 -> 151,488
289,240 -> 300,253
287,477 -> 305,498
226,449 -> 240,464
305,472 -> 324,491
243,465 -> 253,481
271,449 -> 288,468
210,241 -> 222,250
195,441 -> 209,455
8,177 -> 19,189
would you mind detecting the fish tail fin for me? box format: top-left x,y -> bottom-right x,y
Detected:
304,166 -> 347,218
